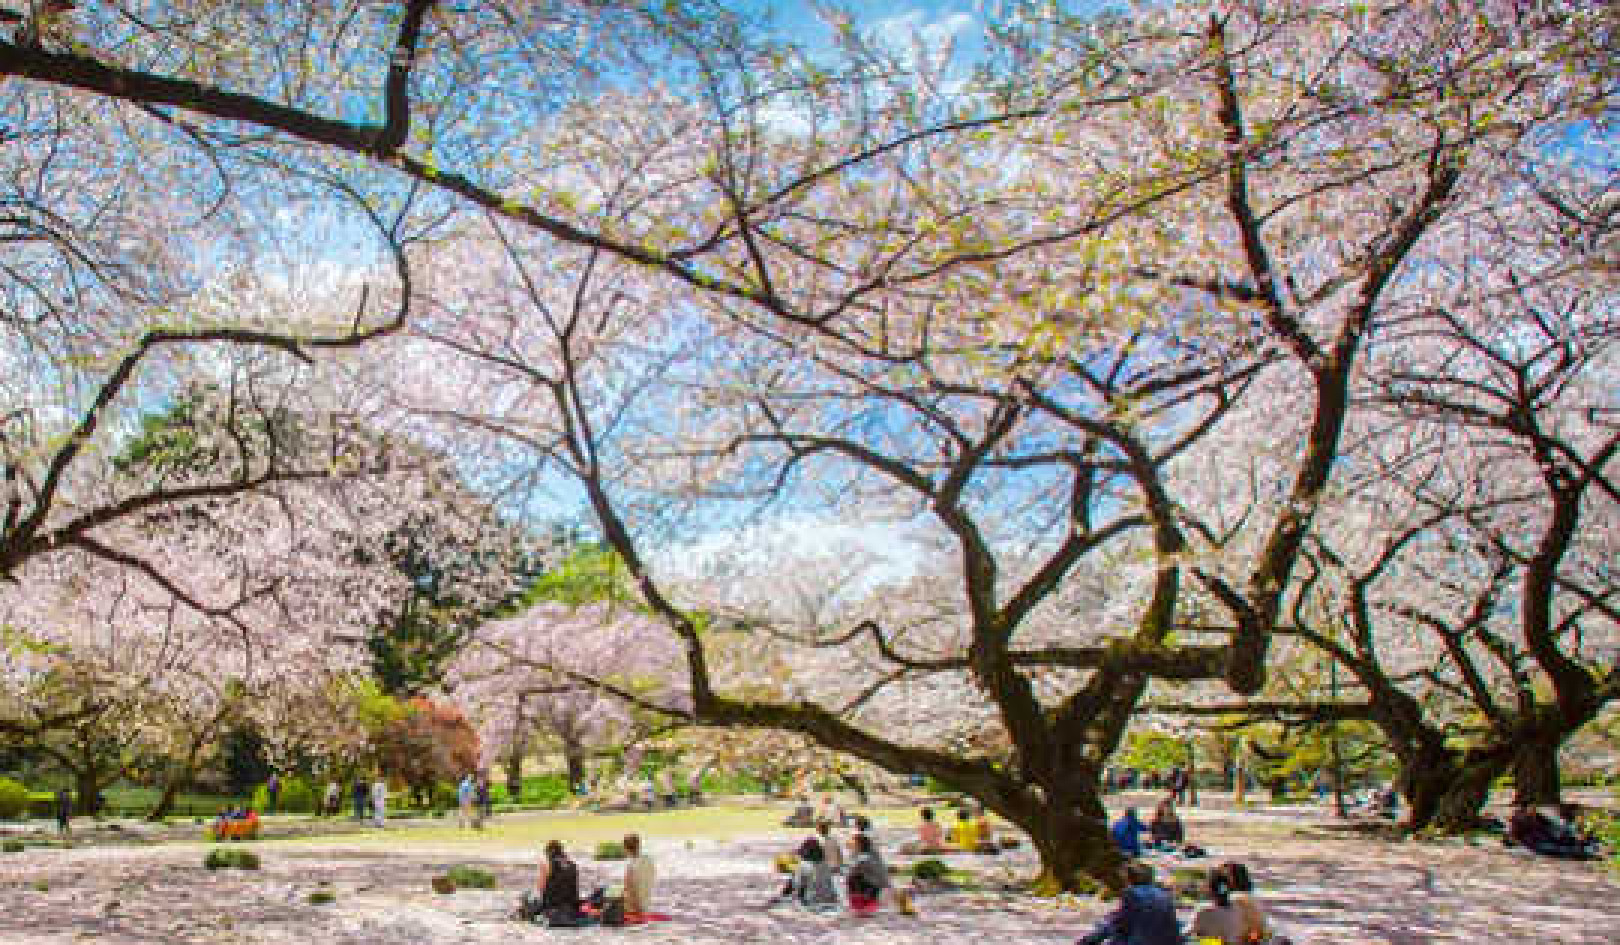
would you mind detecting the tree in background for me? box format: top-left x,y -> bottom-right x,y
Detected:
373,697 -> 482,807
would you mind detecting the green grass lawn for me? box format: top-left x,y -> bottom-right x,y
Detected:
268,804 -> 912,853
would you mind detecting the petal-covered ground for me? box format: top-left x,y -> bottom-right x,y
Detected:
0,803 -> 1615,944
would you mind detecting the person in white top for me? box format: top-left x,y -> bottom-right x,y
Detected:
621,833 -> 656,915
816,820 -> 845,872
371,778 -> 388,827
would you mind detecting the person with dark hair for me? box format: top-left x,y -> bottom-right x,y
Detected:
816,819 -> 845,872
950,807 -> 979,850
351,778 -> 369,821
1148,798 -> 1184,849
621,833 -> 656,915
517,840 -> 585,925
1224,862 -> 1274,943
1169,765 -> 1190,805
54,788 -> 72,836
1077,862 -> 1183,945
777,832 -> 838,908
846,832 -> 890,916
1190,869 -> 1244,944
1111,807 -> 1149,858
916,807 -> 946,853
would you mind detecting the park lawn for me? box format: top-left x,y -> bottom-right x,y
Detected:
266,804 -> 909,853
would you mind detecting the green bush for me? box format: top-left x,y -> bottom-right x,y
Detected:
443,865 -> 496,889
911,858 -> 950,881
251,776 -> 317,814
0,778 -> 31,820
3,839 -> 25,853
594,840 -> 627,860
307,889 -> 336,905
204,847 -> 261,870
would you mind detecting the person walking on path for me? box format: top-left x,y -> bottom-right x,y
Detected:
323,780 -> 340,817
352,778 -> 369,821
54,788 -> 72,836
474,773 -> 492,827
1168,766 -> 1189,805
457,773 -> 476,828
265,772 -> 280,814
370,776 -> 388,827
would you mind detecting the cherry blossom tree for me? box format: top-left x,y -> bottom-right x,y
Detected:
1,0 -> 1611,890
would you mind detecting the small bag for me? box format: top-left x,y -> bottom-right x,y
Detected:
600,895 -> 625,927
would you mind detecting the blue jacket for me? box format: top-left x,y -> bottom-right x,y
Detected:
1111,811 -> 1148,857
1081,883 -> 1183,945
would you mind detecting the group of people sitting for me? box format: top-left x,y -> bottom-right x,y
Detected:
210,807 -> 261,840
1079,860 -> 1284,945
898,805 -> 999,855
515,833 -> 659,928
1111,799 -> 1201,858
1506,802 -> 1601,860
774,817 -> 900,915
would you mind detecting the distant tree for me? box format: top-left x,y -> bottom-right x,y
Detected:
374,697 -> 482,806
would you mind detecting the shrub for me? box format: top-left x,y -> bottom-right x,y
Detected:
204,847 -> 261,870
911,858 -> 950,881
252,776 -> 317,814
3,839 -> 25,853
307,890 -> 336,905
0,779 -> 31,820
431,875 -> 457,895
443,865 -> 496,889
594,840 -> 627,860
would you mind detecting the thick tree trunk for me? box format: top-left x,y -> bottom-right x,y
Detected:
73,767 -> 105,816
1016,783 -> 1124,894
1432,772 -> 1497,830
1510,734 -> 1562,807
147,772 -> 186,822
1402,745 -> 1506,832
148,727 -> 213,821
504,743 -> 525,801
562,738 -> 586,794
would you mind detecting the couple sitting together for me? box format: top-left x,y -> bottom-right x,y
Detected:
1078,860 -> 1287,945
776,826 -> 895,915
516,833 -> 657,928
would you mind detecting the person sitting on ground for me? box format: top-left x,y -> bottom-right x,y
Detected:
912,807 -> 946,854
621,833 -> 656,915
518,840 -> 585,925
1190,862 -> 1272,944
950,808 -> 979,851
972,807 -> 998,853
1149,798 -> 1184,849
1508,802 -> 1595,859
846,833 -> 891,916
1111,807 -> 1149,859
816,819 -> 845,872
848,814 -> 874,861
784,795 -> 816,828
1189,868 -> 1244,945
813,794 -> 840,827
1553,803 -> 1599,853
778,833 -> 839,908
1223,861 -> 1275,943
1375,785 -> 1400,819
1077,861 -> 1183,945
